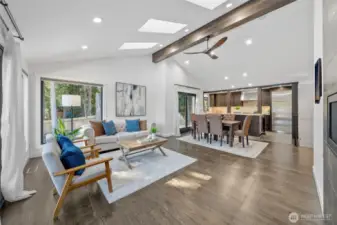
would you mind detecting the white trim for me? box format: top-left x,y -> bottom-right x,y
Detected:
30,147 -> 42,158
313,166 -> 324,213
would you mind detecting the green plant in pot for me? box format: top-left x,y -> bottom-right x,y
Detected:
54,118 -> 81,140
151,127 -> 157,139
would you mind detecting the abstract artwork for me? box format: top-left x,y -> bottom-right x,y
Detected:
116,82 -> 146,117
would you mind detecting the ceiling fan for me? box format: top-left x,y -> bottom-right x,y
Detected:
184,36 -> 228,59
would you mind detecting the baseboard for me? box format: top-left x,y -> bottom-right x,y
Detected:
30,147 -> 42,158
313,166 -> 324,213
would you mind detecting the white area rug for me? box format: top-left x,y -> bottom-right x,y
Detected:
177,135 -> 268,158
96,147 -> 196,204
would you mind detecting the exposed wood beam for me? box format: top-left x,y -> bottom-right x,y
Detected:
152,0 -> 296,63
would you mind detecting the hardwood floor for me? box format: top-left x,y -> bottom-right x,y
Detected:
1,137 -> 323,225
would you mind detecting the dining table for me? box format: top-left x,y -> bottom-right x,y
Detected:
192,119 -> 242,147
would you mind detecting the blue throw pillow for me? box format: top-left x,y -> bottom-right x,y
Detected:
125,119 -> 140,132
60,142 -> 86,176
102,120 -> 117,136
56,135 -> 73,149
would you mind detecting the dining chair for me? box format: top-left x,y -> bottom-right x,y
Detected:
191,113 -> 197,138
234,115 -> 252,147
195,114 -> 209,142
208,114 -> 228,146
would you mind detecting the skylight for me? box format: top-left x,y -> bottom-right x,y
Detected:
184,0 -> 228,10
119,42 -> 158,50
138,19 -> 187,34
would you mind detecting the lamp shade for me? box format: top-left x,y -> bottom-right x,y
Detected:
62,95 -> 81,107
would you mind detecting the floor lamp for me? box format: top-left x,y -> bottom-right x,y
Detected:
62,95 -> 81,131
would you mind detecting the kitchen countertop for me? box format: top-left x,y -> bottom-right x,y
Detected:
233,113 -> 269,116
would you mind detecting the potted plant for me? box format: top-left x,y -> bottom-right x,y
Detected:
54,118 -> 81,140
151,127 -> 157,139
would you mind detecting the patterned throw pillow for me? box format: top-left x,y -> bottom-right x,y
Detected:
89,121 -> 105,136
102,120 -> 117,136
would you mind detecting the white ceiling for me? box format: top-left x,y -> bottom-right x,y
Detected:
7,0 -> 247,65
173,0 -> 314,90
8,0 -> 313,90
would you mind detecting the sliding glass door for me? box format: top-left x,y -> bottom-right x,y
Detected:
178,92 -> 196,133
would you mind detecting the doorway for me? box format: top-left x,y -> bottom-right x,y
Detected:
178,92 -> 196,133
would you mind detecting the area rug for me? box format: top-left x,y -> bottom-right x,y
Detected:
96,147 -> 196,204
177,135 -> 268,159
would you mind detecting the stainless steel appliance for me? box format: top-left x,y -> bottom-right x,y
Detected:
271,89 -> 292,134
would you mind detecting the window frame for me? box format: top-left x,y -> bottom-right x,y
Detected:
40,78 -> 104,144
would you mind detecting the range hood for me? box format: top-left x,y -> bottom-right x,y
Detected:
240,89 -> 258,101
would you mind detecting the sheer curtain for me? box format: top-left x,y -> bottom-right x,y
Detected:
0,28 -> 36,202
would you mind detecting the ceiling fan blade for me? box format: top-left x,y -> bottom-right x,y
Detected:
206,37 -> 228,53
184,51 -> 207,55
207,53 -> 219,59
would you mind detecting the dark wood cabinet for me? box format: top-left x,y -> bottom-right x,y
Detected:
210,93 -> 227,107
210,94 -> 215,107
231,92 -> 242,106
261,89 -> 271,106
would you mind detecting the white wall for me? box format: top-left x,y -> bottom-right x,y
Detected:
313,0 -> 324,211
29,56 -> 201,157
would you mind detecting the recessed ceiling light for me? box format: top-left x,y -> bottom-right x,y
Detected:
159,44 -> 163,47
226,3 -> 233,8
93,17 -> 102,23
184,0 -> 228,10
185,60 -> 190,65
81,45 -> 88,50
231,85 -> 235,88
210,51 -> 215,55
243,72 -> 248,77
138,19 -> 187,34
185,28 -> 189,33
119,42 -> 158,50
245,38 -> 253,46
248,83 -> 252,87
224,76 -> 229,80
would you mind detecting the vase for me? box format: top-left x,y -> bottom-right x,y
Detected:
151,133 -> 156,139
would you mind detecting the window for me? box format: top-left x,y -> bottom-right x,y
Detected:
41,79 -> 103,144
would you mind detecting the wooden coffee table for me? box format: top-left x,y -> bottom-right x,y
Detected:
118,137 -> 168,169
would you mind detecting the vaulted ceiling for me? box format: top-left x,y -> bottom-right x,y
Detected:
8,0 -> 248,65
173,0 -> 314,90
8,0 -> 313,90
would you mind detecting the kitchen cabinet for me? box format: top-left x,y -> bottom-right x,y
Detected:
210,93 -> 227,107
210,94 -> 215,107
261,89 -> 271,106
231,92 -> 242,106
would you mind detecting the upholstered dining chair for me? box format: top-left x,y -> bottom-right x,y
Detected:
208,114 -> 229,146
42,134 -> 113,219
195,114 -> 209,142
191,113 -> 197,138
234,115 -> 252,147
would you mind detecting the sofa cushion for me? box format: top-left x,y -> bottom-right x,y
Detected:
115,121 -> 125,132
95,135 -> 118,144
102,120 -> 117,136
139,120 -> 147,131
135,130 -> 150,138
60,143 -> 86,176
117,132 -> 137,141
125,119 -> 140,132
72,159 -> 108,184
89,121 -> 105,136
